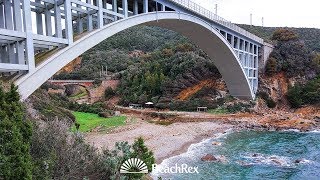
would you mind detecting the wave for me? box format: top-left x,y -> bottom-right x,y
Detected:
239,153 -> 313,167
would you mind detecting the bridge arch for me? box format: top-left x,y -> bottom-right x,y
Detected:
16,11 -> 254,100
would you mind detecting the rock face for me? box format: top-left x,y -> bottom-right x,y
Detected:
201,154 -> 217,161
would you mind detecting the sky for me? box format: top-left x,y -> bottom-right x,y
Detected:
193,0 -> 320,28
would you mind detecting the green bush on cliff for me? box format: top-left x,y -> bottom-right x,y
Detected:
266,28 -> 318,77
287,76 -> 320,108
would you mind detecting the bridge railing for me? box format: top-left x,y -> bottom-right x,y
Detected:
168,0 -> 263,44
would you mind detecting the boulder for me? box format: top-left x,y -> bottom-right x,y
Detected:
212,141 -> 222,146
201,154 -> 217,161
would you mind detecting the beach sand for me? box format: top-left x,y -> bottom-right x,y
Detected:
85,119 -> 233,163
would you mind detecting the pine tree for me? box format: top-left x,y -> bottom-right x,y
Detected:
0,84 -> 33,179
130,137 -> 155,178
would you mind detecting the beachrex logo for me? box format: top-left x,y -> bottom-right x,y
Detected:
120,158 -> 148,174
152,164 -> 199,174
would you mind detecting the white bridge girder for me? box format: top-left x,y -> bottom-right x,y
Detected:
0,0 -> 266,100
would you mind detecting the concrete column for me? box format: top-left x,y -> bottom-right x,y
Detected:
97,0 -> 103,28
86,0 -> 93,31
36,0 -> 44,35
77,3 -> 83,33
4,0 -> 13,30
54,0 -> 62,38
231,35 -> 235,48
13,0 -> 22,31
112,0 -> 117,20
45,4 -> 52,36
122,0 -> 128,18
16,42 -> 25,64
102,0 -> 107,8
6,43 -> 14,64
13,0 -> 23,65
23,0 -> 35,71
0,46 -> 7,63
161,4 -> 165,11
64,0 -> 73,44
0,5 -> 4,28
143,0 -> 148,13
133,0 -> 138,15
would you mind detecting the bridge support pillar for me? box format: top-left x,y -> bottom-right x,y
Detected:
77,3 -> 84,33
0,4 -> 4,29
133,0 -> 138,15
36,0 -> 44,35
45,4 -> 53,36
23,0 -> 35,72
54,0 -> 62,38
122,0 -> 128,18
97,0 -> 103,28
161,4 -> 166,11
86,0 -> 93,31
65,0 -> 73,45
143,0 -> 148,13
112,0 -> 118,20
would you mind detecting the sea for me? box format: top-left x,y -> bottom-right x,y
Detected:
151,129 -> 320,180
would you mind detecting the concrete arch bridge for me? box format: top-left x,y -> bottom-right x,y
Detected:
0,0 -> 273,100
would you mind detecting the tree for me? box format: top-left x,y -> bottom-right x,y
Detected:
267,28 -> 316,77
128,137 -> 155,179
0,84 -> 33,179
265,57 -> 277,76
272,28 -> 298,42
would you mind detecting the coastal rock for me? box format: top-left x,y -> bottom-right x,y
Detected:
294,158 -> 310,164
201,154 -> 217,161
252,153 -> 259,157
212,141 -> 222,146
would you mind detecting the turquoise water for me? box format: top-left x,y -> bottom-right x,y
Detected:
152,130 -> 320,180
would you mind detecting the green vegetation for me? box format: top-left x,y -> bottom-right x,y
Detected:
31,120 -> 154,179
129,137 -> 155,179
265,28 -> 319,77
208,107 -> 229,114
257,92 -> 277,108
239,24 -> 320,52
104,87 -> 116,100
71,111 -> 126,132
287,76 -> 320,108
0,84 -> 33,179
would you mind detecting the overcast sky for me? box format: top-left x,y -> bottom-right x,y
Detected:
193,0 -> 320,28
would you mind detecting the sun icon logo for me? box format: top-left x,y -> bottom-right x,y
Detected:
120,158 -> 149,174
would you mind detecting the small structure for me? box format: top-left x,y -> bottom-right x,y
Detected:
145,102 -> 154,108
197,107 -> 208,112
129,103 -> 143,109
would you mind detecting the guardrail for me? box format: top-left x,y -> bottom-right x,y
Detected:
169,0 -> 264,44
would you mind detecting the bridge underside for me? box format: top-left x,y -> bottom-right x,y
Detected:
14,12 -> 254,100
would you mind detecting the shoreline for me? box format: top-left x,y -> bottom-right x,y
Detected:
85,108 -> 320,164
85,118 -> 233,163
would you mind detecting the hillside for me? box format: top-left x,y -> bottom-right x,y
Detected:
53,24 -> 319,111
239,24 -> 320,52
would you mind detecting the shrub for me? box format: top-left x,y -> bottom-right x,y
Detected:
287,76 -> 320,108
98,110 -> 114,118
104,87 -> 116,100
257,92 -> 277,108
226,102 -> 253,113
272,28 -> 298,42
